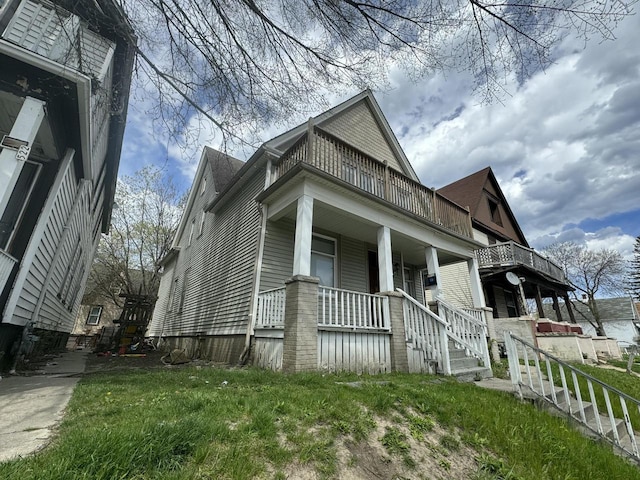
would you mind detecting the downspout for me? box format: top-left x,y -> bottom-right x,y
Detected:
240,158 -> 272,363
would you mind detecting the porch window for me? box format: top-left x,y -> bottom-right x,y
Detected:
311,234 -> 335,287
86,306 -> 103,325
403,267 -> 415,298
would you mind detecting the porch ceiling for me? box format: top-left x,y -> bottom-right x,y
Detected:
0,90 -> 59,161
275,197 -> 464,266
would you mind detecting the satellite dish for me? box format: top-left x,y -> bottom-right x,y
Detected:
506,272 -> 520,286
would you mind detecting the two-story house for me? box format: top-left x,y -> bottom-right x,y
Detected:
0,0 -> 135,368
148,91 -> 492,378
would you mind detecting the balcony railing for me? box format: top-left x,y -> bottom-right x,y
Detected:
2,0 -> 114,79
476,241 -> 566,284
272,126 -> 473,239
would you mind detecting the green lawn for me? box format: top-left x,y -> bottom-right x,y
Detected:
1,367 -> 638,479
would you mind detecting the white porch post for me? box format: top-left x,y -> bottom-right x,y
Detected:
467,256 -> 487,308
0,97 -> 46,219
293,195 -> 313,276
425,246 -> 442,299
377,225 -> 394,292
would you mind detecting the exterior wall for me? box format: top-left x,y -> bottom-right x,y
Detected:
536,335 -> 585,363
576,336 -> 598,362
259,219 -> 295,291
487,316 -> 536,346
437,261 -> 473,308
591,337 -> 623,359
578,320 -> 638,347
7,150 -> 100,334
320,101 -> 405,174
159,334 -> 245,363
340,236 -> 367,292
148,261 -> 175,337
155,170 -> 264,363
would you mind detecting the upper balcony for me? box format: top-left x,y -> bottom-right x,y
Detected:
270,125 -> 473,240
1,0 -> 115,80
476,241 -> 567,284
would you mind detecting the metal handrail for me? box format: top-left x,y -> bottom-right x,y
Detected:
505,332 -> 640,460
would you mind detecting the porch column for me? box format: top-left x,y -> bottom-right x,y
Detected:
377,225 -> 394,292
0,97 -> 46,219
467,257 -> 486,308
535,286 -> 545,318
425,246 -> 442,299
551,292 -> 564,322
382,291 -> 409,372
564,294 -> 577,323
282,275 -> 319,373
292,195 -> 313,277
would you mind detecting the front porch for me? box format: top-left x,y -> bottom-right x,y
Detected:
252,280 -> 491,377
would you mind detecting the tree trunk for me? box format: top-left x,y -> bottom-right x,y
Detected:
588,295 -> 606,336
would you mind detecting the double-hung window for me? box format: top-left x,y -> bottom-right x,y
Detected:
310,235 -> 336,287
86,306 -> 103,325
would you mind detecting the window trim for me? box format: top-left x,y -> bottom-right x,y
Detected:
86,305 -> 103,325
311,233 -> 337,287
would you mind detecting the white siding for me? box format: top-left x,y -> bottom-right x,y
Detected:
148,261 -> 175,337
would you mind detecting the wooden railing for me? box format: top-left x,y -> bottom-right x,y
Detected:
0,249 -> 18,290
272,126 -> 473,239
476,241 -> 566,283
399,289 -> 451,375
317,286 -> 390,330
438,298 -> 491,368
255,287 -> 286,328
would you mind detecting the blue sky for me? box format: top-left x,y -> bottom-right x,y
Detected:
118,9 -> 640,260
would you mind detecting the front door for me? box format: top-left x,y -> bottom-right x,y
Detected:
368,250 -> 379,294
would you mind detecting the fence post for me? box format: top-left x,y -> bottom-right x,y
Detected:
282,275 -> 319,373
505,332 -> 523,400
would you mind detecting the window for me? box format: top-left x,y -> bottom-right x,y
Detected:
86,306 -> 103,325
199,210 -> 206,236
188,218 -> 195,245
178,269 -> 190,313
201,177 -> 207,195
168,277 -> 178,312
311,234 -> 336,287
487,197 -> 503,226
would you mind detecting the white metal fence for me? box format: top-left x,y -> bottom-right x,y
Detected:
505,332 -> 640,461
317,286 -> 389,330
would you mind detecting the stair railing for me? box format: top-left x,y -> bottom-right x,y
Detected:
436,297 -> 491,368
505,332 -> 640,460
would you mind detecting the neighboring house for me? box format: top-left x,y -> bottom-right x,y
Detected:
148,91 -> 492,377
547,297 -> 640,348
437,167 -> 575,352
0,0 -> 135,368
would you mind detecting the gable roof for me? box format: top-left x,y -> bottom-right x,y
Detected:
171,147 -> 244,249
264,90 -> 419,181
438,167 -> 529,246
547,297 -> 640,323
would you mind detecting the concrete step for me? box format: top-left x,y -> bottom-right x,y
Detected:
449,348 -> 468,360
450,356 -> 479,371
452,366 -> 493,382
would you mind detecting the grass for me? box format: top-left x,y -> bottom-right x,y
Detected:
0,367 -> 639,479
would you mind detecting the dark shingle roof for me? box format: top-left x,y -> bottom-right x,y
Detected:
204,147 -> 245,193
546,297 -> 639,323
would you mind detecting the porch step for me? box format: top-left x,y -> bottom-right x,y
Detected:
449,349 -> 479,371
452,366 -> 493,382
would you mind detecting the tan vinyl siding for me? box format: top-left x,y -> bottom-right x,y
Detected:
340,236 -> 367,292
259,219 -> 294,291
320,102 -> 405,174
161,171 -> 264,337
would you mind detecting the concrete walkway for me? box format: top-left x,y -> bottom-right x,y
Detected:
0,350 -> 88,462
